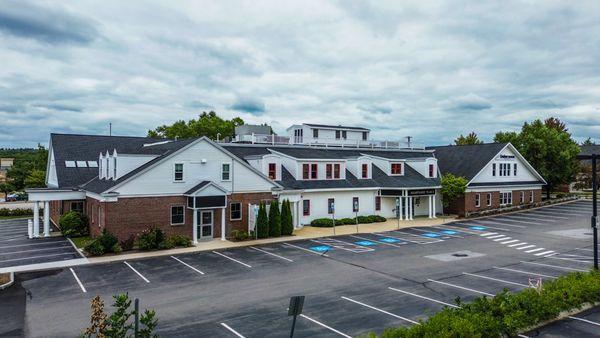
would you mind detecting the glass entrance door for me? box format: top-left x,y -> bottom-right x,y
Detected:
197,210 -> 213,239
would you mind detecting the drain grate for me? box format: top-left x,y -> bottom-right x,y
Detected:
452,253 -> 469,257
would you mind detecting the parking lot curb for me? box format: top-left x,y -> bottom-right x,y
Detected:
462,198 -> 584,222
522,302 -> 599,335
0,272 -> 14,290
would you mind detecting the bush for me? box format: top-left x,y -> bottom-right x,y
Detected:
120,235 -> 135,251
337,218 -> 356,225
231,230 -> 249,241
111,243 -> 122,254
169,234 -> 192,247
59,211 -> 89,237
310,218 -> 334,227
281,199 -> 294,236
256,202 -> 269,239
84,239 -> 105,256
137,228 -> 165,251
0,208 -> 33,217
158,237 -> 175,250
268,200 -> 281,237
372,270 -> 600,338
97,229 -> 118,252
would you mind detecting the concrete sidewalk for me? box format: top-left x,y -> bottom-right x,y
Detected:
87,216 -> 456,264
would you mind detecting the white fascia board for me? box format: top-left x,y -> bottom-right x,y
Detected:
466,185 -> 544,192
44,136 -> 53,186
118,153 -> 159,157
267,148 -> 346,162
297,187 -> 380,193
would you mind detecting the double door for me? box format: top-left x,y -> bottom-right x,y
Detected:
197,210 -> 213,239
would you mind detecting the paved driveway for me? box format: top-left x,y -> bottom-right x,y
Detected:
0,218 -> 83,272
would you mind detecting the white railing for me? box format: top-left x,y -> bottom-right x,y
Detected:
231,134 -> 424,149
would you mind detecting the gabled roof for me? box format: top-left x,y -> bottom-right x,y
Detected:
427,143 -> 508,180
184,181 -> 228,195
579,145 -> 600,166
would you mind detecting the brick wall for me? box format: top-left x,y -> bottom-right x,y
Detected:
462,189 -> 542,216
49,199 -> 86,228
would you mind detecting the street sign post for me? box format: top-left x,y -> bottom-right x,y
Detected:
577,153 -> 598,270
354,199 -> 359,233
330,200 -> 336,236
288,295 -> 305,338
396,197 -> 401,230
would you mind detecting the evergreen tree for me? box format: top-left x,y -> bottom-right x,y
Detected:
268,200 -> 281,237
454,132 -> 483,145
281,199 -> 294,236
256,202 -> 269,239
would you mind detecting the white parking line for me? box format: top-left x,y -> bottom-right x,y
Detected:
350,235 -> 405,248
493,237 -> 511,242
250,246 -> 294,262
220,323 -> 245,338
311,238 -> 375,253
481,220 -> 527,228
508,242 -> 527,247
212,251 -> 252,268
411,228 -> 463,238
341,296 -> 419,324
375,232 -> 424,244
0,240 -> 70,249
388,287 -> 458,308
493,266 -> 557,279
526,212 -> 569,219
282,242 -> 329,257
503,214 -> 558,222
486,234 -> 506,239
480,232 -> 498,237
389,230 -> 443,244
519,261 -> 588,272
462,272 -> 528,287
427,279 -> 494,296
70,268 -> 87,293
516,245 -> 535,250
525,248 -> 545,254
568,316 -> 600,327
534,250 -> 555,256
546,256 -> 591,264
436,224 -> 481,235
458,223 -> 512,232
171,256 -> 205,275
501,239 -> 519,244
0,251 -> 76,263
124,261 -> 150,283
300,314 -> 352,337
0,245 -> 71,255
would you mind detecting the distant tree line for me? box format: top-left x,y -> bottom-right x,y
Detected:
0,145 -> 47,194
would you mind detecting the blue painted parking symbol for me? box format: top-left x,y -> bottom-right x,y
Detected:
469,226 -> 487,231
310,245 -> 332,253
379,237 -> 401,243
441,230 -> 457,235
421,232 -> 441,238
355,240 -> 377,246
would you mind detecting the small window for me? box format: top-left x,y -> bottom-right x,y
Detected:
230,202 -> 242,220
326,164 -> 333,179
113,157 -> 117,178
310,163 -> 317,179
352,197 -> 359,212
391,163 -> 402,175
303,200 -> 310,216
375,196 -> 381,211
327,198 -> 335,214
71,201 -> 84,214
174,163 -> 184,181
487,193 -> 492,206
514,163 -> 518,176
65,161 -> 76,168
530,190 -> 534,203
520,191 -> 525,204
333,164 -> 340,179
507,163 -> 511,176
76,161 -> 88,168
475,194 -> 481,208
313,129 -> 319,138
492,163 -> 496,176
362,132 -> 367,141
335,130 -> 341,139
87,161 -> 98,168
342,130 -> 347,139
222,163 -> 231,181
362,163 -> 368,178
302,164 -> 310,179
171,206 -> 185,225
428,164 -> 435,178
268,163 -> 276,180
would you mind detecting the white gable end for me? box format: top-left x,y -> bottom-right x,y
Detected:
470,145 -> 543,184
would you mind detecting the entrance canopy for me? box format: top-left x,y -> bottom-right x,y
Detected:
26,188 -> 86,202
184,181 -> 228,209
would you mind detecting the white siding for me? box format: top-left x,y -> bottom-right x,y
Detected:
116,154 -> 158,179
46,149 -> 58,187
113,139 -> 276,196
406,158 -> 438,178
471,146 -> 539,184
298,190 -> 378,225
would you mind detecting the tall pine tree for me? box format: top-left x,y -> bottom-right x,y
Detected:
268,200 -> 281,237
256,202 -> 269,239
281,199 -> 294,236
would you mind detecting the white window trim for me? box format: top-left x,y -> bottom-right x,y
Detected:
530,190 -> 534,203
221,162 -> 232,181
487,193 -> 492,206
230,202 -> 242,220
170,205 -> 185,225
475,193 -> 481,208
173,163 -> 184,182
520,191 -> 525,204
390,162 -> 404,176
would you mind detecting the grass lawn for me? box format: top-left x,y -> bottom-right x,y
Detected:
0,273 -> 10,285
70,236 -> 92,249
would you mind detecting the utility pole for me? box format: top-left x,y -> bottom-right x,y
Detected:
577,153 -> 598,269
109,122 -> 112,136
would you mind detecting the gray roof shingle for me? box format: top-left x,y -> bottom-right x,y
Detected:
426,143 -> 508,181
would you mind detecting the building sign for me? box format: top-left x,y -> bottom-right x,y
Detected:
497,154 -> 515,160
408,189 -> 435,196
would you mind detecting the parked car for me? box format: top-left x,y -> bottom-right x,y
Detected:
6,192 -> 28,202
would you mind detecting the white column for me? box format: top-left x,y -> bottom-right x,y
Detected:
409,197 -> 414,220
192,209 -> 198,244
221,208 -> 226,241
33,201 -> 40,238
428,196 -> 433,218
43,201 -> 50,237
399,197 -> 404,220
433,195 -> 437,218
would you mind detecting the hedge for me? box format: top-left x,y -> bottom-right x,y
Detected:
310,215 -> 386,227
59,211 -> 89,237
0,208 -> 33,217
368,270 -> 600,338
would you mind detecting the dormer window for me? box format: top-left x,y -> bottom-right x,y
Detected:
391,163 -> 403,175
174,163 -> 184,181
326,164 -> 340,179
311,164 -> 317,179
428,164 -> 435,178
361,163 -> 368,178
362,132 -> 367,141
335,130 -> 341,139
333,164 -> 340,179
302,163 -> 318,180
313,129 -> 318,138
268,163 -> 276,180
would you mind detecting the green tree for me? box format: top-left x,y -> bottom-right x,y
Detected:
6,144 -> 48,190
24,169 -> 46,188
581,137 -> 596,146
440,174 -> 468,208
268,200 -> 281,237
0,181 -> 15,199
280,199 -> 294,236
495,118 -> 580,199
256,202 -> 269,239
454,132 -> 483,145
147,111 -> 245,140
493,131 -> 520,145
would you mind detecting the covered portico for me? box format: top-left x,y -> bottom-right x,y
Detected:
379,188 -> 438,219
184,181 -> 228,244
25,188 -> 87,238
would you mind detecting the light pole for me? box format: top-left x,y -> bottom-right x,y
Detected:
577,153 -> 598,270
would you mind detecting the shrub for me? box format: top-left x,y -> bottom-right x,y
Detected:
281,199 -> 294,236
310,218 -> 334,227
256,202 -> 269,239
120,235 -> 135,251
84,239 -> 105,256
97,229 -> 118,253
337,218 -> 356,225
0,208 -> 33,217
59,211 -> 89,237
231,230 -> 249,241
158,237 -> 175,250
137,228 -> 165,251
268,200 -> 281,237
111,243 -> 122,254
169,234 -> 192,247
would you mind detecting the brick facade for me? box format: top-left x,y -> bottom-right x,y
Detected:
49,199 -> 86,228
452,188 -> 542,217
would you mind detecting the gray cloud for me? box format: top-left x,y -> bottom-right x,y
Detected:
448,94 -> 493,111
0,1 -> 98,44
230,96 -> 266,115
33,103 -> 83,112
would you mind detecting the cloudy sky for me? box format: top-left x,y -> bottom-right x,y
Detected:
1,0 -> 599,148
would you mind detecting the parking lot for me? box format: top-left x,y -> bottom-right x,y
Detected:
0,218 -> 84,272
2,200 -> 599,337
